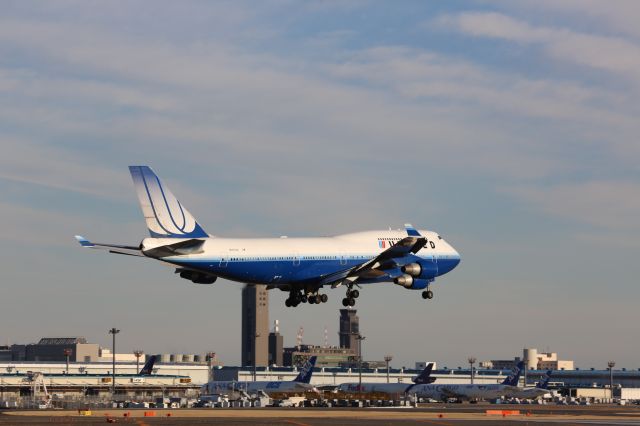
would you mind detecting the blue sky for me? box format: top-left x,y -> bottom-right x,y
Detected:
1,0 -> 639,369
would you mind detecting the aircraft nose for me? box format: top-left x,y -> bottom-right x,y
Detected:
450,246 -> 461,269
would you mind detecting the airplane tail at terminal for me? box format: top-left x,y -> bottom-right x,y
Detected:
501,361 -> 524,386
413,362 -> 435,384
537,370 -> 553,389
139,355 -> 157,376
293,356 -> 317,383
129,166 -> 209,239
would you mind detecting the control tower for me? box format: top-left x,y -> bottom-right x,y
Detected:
338,309 -> 360,357
241,285 -> 269,367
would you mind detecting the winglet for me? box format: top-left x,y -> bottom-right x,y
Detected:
74,235 -> 94,247
404,223 -> 421,236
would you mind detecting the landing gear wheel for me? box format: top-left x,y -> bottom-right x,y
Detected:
285,299 -> 292,307
301,295 -> 308,303
348,298 -> 356,307
315,296 -> 322,304
308,295 -> 317,304
422,290 -> 434,299
320,294 -> 328,303
350,289 -> 359,299
342,298 -> 349,307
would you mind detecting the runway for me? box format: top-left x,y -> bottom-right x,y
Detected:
4,404 -> 640,425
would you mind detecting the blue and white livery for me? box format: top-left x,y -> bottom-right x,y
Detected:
76,166 -> 461,307
202,356 -> 318,397
413,362 -> 525,402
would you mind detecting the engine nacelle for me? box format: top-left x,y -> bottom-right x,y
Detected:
401,263 -> 422,276
178,270 -> 217,284
394,274 -> 429,290
401,261 -> 438,279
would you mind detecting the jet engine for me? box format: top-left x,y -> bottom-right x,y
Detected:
393,275 -> 429,290
400,261 -> 438,279
176,269 -> 217,284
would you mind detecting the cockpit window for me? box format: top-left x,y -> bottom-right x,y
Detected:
438,235 -> 442,240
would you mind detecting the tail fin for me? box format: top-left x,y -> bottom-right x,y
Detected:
536,370 -> 553,389
413,362 -> 435,384
501,361 -> 524,386
293,356 -> 317,383
129,166 -> 208,239
138,355 -> 157,376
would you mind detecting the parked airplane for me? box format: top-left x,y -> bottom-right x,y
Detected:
507,370 -> 553,399
201,356 -> 317,396
336,362 -> 436,395
138,355 -> 157,376
413,361 -> 525,401
76,166 -> 460,307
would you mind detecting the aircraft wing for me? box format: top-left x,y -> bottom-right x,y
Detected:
74,236 -> 145,257
321,236 -> 427,287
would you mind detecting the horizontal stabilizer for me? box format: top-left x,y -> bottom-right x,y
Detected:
74,236 -> 144,257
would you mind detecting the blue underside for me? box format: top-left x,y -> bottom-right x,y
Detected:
170,256 -> 460,288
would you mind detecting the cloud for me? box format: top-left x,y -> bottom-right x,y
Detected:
435,12 -> 640,79
505,181 -> 640,232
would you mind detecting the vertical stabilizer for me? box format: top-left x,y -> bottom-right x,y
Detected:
293,356 -> 317,383
129,166 -> 208,238
501,361 -> 524,386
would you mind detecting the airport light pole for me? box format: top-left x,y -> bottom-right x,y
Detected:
133,350 -> 144,374
608,361 -> 615,401
63,348 -> 72,374
384,355 -> 393,383
108,328 -> 120,397
468,357 -> 476,385
356,334 -> 366,390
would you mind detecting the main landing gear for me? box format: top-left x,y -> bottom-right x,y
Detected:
285,289 -> 328,307
342,287 -> 359,307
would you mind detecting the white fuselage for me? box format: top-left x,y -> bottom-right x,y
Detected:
142,229 -> 460,287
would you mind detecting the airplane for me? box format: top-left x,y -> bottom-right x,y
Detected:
412,361 -> 525,401
336,362 -> 436,395
138,355 -> 157,376
507,370 -> 553,399
201,356 -> 317,396
76,166 -> 460,307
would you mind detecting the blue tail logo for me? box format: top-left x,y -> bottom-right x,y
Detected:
293,356 -> 317,383
139,355 -> 157,376
501,361 -> 524,386
536,370 -> 553,389
413,362 -> 435,384
129,166 -> 208,239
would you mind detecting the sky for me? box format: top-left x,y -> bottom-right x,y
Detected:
1,0 -> 639,370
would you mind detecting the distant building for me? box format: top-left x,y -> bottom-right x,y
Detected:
283,344 -> 357,368
338,309 -> 360,357
241,285 -> 269,367
480,348 -> 574,371
268,320 -> 284,366
2,338 -> 144,363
